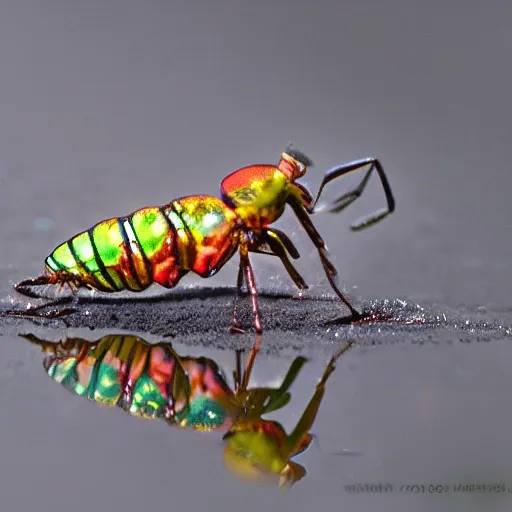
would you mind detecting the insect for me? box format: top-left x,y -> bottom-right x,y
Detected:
23,332 -> 354,489
12,146 -> 395,332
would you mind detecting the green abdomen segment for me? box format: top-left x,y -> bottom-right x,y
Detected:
45,206 -> 178,291
46,335 -> 187,418
45,196 -> 238,292
43,334 -> 234,428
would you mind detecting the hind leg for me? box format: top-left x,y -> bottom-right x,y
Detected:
5,274 -> 83,319
3,298 -> 78,319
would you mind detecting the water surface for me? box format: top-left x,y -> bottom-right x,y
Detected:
1,1 -> 512,511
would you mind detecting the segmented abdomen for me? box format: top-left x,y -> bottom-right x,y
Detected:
44,196 -> 238,292
42,334 -> 234,428
45,335 -> 185,418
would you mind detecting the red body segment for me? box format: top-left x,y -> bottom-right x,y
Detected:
170,195 -> 239,278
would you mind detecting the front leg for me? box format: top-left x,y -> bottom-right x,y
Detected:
293,182 -> 315,213
287,191 -> 361,319
248,228 -> 309,292
309,158 -> 395,230
285,341 -> 354,457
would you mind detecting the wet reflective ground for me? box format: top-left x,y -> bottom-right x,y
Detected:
2,323 -> 512,511
1,1 -> 512,511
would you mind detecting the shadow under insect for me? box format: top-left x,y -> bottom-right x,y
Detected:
23,332 -> 353,489
2,287 -> 396,335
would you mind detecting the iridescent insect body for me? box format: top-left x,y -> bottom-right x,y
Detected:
13,147 -> 395,332
24,333 -> 353,489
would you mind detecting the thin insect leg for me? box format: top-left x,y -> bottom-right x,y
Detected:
287,198 -> 337,276
319,255 -> 360,318
3,306 -> 78,319
268,250 -> 308,291
9,273 -> 81,319
320,340 -> 354,386
294,182 -> 314,210
322,167 -> 372,213
20,334 -> 93,361
14,275 -> 52,298
250,229 -> 309,291
230,262 -> 245,334
241,333 -> 262,392
2,294 -> 78,319
311,158 -> 395,231
233,349 -> 243,392
240,246 -> 262,334
287,341 -> 354,453
28,296 -> 74,311
287,195 -> 360,316
264,228 -> 300,259
19,333 -> 45,345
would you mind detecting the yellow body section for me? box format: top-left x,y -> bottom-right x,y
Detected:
220,165 -> 290,229
171,195 -> 239,277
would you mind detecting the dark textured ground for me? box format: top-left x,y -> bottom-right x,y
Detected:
2,287 -> 511,353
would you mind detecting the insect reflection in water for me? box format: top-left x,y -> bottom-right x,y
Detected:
23,332 -> 354,489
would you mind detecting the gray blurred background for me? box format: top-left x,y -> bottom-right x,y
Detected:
1,0 -> 510,306
1,1 -> 511,511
